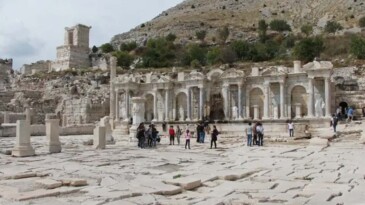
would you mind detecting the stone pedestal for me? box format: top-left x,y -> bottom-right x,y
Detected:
295,103 -> 302,118
46,119 -> 61,153
100,116 -> 112,142
12,120 -> 35,157
273,105 -> 279,119
93,126 -> 106,149
253,105 -> 259,120
129,97 -> 145,142
293,61 -> 301,73
3,111 -> 10,123
25,108 -> 32,125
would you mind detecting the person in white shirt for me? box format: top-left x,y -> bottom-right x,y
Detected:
288,121 -> 294,137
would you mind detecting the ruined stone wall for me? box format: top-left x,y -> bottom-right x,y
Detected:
51,46 -> 90,71
0,59 -> 12,91
21,60 -> 51,75
91,56 -> 108,71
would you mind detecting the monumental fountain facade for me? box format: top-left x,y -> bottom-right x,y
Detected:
109,59 -> 333,130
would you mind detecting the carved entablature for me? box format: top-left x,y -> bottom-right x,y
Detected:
261,66 -> 288,76
220,68 -> 244,79
157,75 -> 171,83
185,70 -> 205,81
114,74 -> 133,84
303,61 -> 333,71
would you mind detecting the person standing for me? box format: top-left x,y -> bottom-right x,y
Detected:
288,121 -> 294,137
176,125 -> 182,145
332,114 -> 338,133
136,123 -> 146,148
199,123 -> 206,143
185,129 -> 191,149
169,125 -> 175,145
245,122 -> 253,146
210,125 -> 219,149
151,124 -> 158,147
253,121 -> 258,145
196,124 -> 201,143
256,122 -> 264,146
347,107 -> 354,123
336,106 -> 341,120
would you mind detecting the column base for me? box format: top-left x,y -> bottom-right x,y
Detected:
12,145 -> 35,157
48,144 -> 62,153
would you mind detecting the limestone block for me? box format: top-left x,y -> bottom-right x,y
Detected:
164,177 -> 202,190
12,120 -> 35,157
3,111 -> 9,123
14,189 -> 60,201
178,72 -> 185,81
36,179 -> 62,189
61,178 -> 88,187
309,137 -> 329,146
46,119 -> 61,153
93,126 -> 106,149
251,67 -> 259,76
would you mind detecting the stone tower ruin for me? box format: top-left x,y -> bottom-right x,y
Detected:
51,24 -> 91,71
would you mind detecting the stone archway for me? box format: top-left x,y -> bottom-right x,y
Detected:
291,86 -> 308,118
144,94 -> 154,122
249,88 -> 264,119
176,92 -> 187,121
210,93 -> 225,121
339,101 -> 348,116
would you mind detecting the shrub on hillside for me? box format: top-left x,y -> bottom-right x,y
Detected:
112,51 -> 134,68
181,44 -> 206,66
359,17 -> 365,27
301,24 -> 313,36
196,30 -> 207,41
231,40 -> 250,60
294,37 -> 324,62
120,42 -> 137,52
100,43 -> 114,53
141,37 -> 175,68
269,20 -> 291,32
217,26 -> 230,44
324,21 -> 343,33
350,36 -> 365,59
258,20 -> 268,43
207,47 -> 221,65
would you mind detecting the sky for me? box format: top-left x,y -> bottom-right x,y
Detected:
0,0 -> 184,69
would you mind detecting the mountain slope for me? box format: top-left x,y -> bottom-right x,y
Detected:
111,0 -> 365,47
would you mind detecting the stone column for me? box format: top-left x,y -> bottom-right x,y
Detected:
152,89 -> 158,121
199,86 -> 204,120
246,87 -> 250,119
25,108 -> 32,125
93,126 -> 106,149
280,82 -> 285,119
222,84 -> 229,120
129,97 -> 145,142
115,90 -> 119,122
186,87 -> 191,121
3,111 -> 9,123
165,89 -> 170,121
46,118 -> 61,153
172,93 -> 176,121
263,83 -> 269,119
238,84 -> 243,120
295,103 -> 302,118
253,105 -> 259,120
307,78 -> 314,117
324,77 -> 331,117
109,56 -> 117,120
125,89 -> 130,121
12,120 -> 35,157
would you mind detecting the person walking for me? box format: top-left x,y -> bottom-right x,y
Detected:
332,114 -> 339,133
256,122 -> 264,146
199,123 -> 206,143
136,123 -> 146,148
210,125 -> 219,149
245,122 -> 253,146
347,107 -> 354,123
169,125 -> 175,145
288,121 -> 294,137
176,125 -> 182,145
185,129 -> 191,149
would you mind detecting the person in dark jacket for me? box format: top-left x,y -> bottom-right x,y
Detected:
210,125 -> 219,149
136,123 -> 146,148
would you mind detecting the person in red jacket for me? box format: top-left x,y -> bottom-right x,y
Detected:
169,125 -> 175,145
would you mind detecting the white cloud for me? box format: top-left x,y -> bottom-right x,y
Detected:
0,0 -> 183,69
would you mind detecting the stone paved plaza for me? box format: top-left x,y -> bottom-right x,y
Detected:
0,123 -> 364,205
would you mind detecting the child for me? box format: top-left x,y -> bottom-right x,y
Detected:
185,129 -> 191,149
169,125 -> 175,145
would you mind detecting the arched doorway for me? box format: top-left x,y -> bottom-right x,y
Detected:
249,88 -> 264,119
291,86 -> 308,118
339,101 -> 348,117
176,92 -> 187,121
144,94 -> 154,122
210,93 -> 225,121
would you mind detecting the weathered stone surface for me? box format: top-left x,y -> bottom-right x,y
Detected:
309,137 -> 329,146
12,120 -> 35,157
36,179 -> 62,189
61,178 -> 87,187
164,177 -> 202,190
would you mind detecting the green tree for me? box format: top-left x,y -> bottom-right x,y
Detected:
258,20 -> 268,43
100,43 -> 114,53
120,42 -> 137,52
166,33 -> 177,42
231,40 -> 250,60
350,36 -> 365,59
220,47 -> 237,64
301,24 -> 313,36
141,37 -> 175,68
324,21 -> 343,33
269,20 -> 291,32
359,17 -> 365,27
294,37 -> 324,62
196,30 -> 207,41
181,44 -> 206,66
218,26 -> 230,44
112,51 -> 134,68
206,47 -> 221,65
92,45 -> 98,53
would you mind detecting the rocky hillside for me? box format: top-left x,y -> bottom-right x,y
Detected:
111,0 -> 365,46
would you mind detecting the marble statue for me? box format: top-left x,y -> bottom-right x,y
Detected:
179,105 -> 184,121
193,97 -> 199,120
232,106 -> 238,120
273,105 -> 279,119
315,95 -> 325,117
120,101 -> 126,120
157,98 -> 164,121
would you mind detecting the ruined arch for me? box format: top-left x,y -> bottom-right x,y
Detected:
291,85 -> 308,118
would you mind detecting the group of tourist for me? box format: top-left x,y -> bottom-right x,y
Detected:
245,122 -> 265,147
136,123 -> 160,148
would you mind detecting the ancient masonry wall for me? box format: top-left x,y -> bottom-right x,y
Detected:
21,61 -> 51,75
0,59 -> 12,91
51,46 -> 90,71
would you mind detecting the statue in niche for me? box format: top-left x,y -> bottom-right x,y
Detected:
120,101 -> 126,120
193,97 -> 199,120
232,105 -> 238,120
222,86 -> 228,119
315,94 -> 325,117
204,103 -> 210,119
179,105 -> 184,121
272,99 -> 279,119
157,98 -> 164,121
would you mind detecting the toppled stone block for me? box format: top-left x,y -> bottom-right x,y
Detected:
83,139 -> 93,146
164,177 -> 202,190
61,178 -> 87,187
309,137 -> 329,146
36,179 -> 62,189
15,189 -> 60,201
